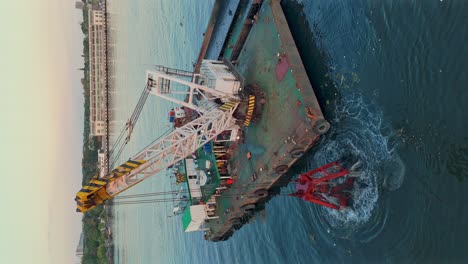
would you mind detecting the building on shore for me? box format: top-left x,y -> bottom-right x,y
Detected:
88,8 -> 107,136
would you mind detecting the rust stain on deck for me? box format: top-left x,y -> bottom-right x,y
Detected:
275,54 -> 290,81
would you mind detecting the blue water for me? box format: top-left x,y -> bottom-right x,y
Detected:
108,0 -> 468,263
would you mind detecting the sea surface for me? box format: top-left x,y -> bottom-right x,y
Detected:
107,0 -> 468,263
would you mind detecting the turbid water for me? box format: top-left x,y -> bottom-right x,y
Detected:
108,0 -> 468,263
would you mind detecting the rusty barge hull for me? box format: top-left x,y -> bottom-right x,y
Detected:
201,0 -> 329,241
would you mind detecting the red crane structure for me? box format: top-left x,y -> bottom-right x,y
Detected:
290,161 -> 356,210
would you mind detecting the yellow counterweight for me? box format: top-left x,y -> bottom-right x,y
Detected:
75,159 -> 146,213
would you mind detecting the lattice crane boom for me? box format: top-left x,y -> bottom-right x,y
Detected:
76,60 -> 244,213
107,103 -> 238,196
75,102 -> 239,212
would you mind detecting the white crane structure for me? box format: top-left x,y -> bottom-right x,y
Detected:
147,60 -> 243,113
105,101 -> 239,196
76,60 -> 244,212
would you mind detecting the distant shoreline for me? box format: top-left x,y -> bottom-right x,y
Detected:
79,1 -> 114,263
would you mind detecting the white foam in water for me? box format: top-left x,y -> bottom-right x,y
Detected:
307,94 -> 404,226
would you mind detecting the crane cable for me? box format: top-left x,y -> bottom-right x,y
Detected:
114,181 -> 284,199
110,180 -> 296,206
106,83 -> 151,171
108,192 -> 295,206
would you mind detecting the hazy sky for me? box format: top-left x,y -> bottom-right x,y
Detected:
0,1 -> 84,263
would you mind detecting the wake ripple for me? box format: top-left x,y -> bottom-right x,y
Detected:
304,94 -> 405,240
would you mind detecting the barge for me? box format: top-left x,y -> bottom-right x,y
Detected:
198,0 -> 330,241
76,0 -> 335,242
